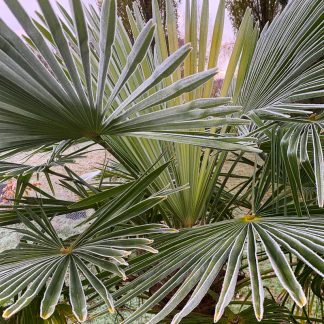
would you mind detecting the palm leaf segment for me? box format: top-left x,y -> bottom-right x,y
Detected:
0,161 -> 178,322
0,0 -> 257,153
111,217 -> 324,323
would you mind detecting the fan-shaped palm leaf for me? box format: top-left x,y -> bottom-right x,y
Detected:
0,161 -> 178,321
237,0 -> 324,209
0,0 -> 257,154
109,217 -> 324,323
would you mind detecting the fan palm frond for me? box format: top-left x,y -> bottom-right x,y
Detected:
110,216 -> 324,323
0,0 -> 257,154
0,161 -> 178,321
237,0 -> 324,209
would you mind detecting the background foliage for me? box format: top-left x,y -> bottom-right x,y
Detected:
225,0 -> 288,31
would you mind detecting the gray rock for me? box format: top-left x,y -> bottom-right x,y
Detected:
65,211 -> 87,220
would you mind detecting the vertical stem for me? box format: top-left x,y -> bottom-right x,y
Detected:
251,153 -> 257,216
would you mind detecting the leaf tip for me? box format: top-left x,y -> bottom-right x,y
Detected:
297,295 -> 307,308
255,313 -> 263,322
40,313 -> 51,320
2,309 -> 10,319
75,313 -> 88,323
213,312 -> 221,322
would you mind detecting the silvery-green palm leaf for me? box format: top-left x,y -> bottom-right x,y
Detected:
0,0 -> 258,154
101,143 -> 324,323
0,0 -> 260,229
252,121 -> 324,216
0,218 -> 171,323
103,216 -> 324,323
0,161 -> 178,322
236,0 -> 324,208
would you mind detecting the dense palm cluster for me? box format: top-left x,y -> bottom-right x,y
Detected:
0,0 -> 323,323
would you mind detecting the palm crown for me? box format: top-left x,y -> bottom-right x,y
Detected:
0,0 -> 323,323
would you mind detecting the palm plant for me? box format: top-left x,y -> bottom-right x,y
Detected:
0,163 -> 178,322
0,0 -> 323,323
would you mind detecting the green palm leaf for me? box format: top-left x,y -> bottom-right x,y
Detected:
238,0 -> 324,208
105,217 -> 324,323
0,0 -> 257,154
0,163 -> 178,321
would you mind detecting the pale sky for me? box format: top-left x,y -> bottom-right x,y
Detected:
0,0 -> 96,35
0,0 -> 235,73
178,0 -> 235,43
